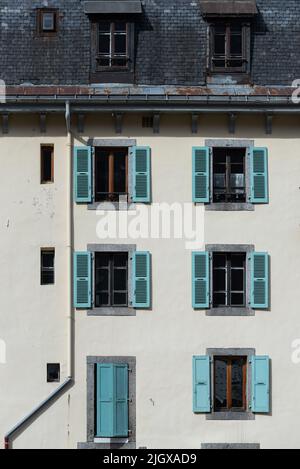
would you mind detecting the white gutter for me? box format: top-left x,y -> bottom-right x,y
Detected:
4,101 -> 74,449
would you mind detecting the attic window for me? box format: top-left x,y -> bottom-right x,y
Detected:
208,20 -> 251,75
37,9 -> 58,35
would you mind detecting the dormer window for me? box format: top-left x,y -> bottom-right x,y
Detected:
37,9 -> 58,36
98,21 -> 129,69
211,22 -> 247,72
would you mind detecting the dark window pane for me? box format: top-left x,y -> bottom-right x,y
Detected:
115,22 -> 127,32
231,269 -> 244,291
213,269 -> 226,291
228,59 -> 243,68
99,34 -> 111,55
47,364 -> 60,383
214,34 -> 225,55
99,21 -> 111,33
114,152 -> 126,194
114,34 -> 127,55
98,269 -> 109,291
214,358 -> 227,411
231,293 -> 244,306
113,292 -> 127,305
230,34 -> 242,55
114,269 -> 127,291
97,254 -> 110,267
213,292 -> 226,307
231,254 -> 245,268
114,253 -> 127,267
95,151 -> 109,201
41,146 -> 53,183
98,58 -> 110,67
214,24 -> 226,34
96,292 -> 109,307
213,59 -> 226,68
111,58 -> 127,67
41,250 -> 55,285
213,254 -> 226,268
214,173 -> 226,189
231,358 -> 244,408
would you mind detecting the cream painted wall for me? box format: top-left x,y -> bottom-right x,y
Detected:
1,112 -> 300,449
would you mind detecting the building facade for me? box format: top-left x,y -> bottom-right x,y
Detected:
0,0 -> 300,449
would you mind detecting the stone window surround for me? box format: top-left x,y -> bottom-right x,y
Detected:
206,348 -> 256,421
201,443 -> 260,450
87,244 -> 136,316
205,244 -> 254,317
87,139 -> 136,211
205,139 -> 254,211
77,356 -> 136,450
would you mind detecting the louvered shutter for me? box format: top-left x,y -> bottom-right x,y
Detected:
114,364 -> 129,437
250,148 -> 268,203
192,252 -> 210,309
192,147 -> 210,203
132,146 -> 151,203
132,252 -> 151,308
250,252 -> 269,309
74,146 -> 92,203
96,364 -> 114,437
73,252 -> 92,308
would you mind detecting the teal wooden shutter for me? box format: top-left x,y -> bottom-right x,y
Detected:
251,356 -> 270,413
74,146 -> 92,203
131,146 -> 151,203
250,148 -> 268,203
114,364 -> 129,437
250,252 -> 269,309
96,364 -> 114,437
73,252 -> 92,308
192,252 -> 210,309
192,147 -> 210,203
193,356 -> 211,413
132,251 -> 151,308
96,364 -> 129,437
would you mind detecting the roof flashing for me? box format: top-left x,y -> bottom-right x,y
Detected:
83,1 -> 142,15
200,0 -> 258,17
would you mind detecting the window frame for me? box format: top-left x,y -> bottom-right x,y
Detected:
213,356 -> 247,413
206,244 -> 254,317
94,252 -> 128,308
90,19 -> 135,83
94,147 -> 129,203
40,144 -> 54,184
212,252 -> 246,308
213,148 -> 246,203
37,8 -> 59,37
206,348 -> 255,421
205,139 -> 254,212
208,20 -> 251,76
47,363 -> 60,383
97,21 -> 130,71
40,248 -> 55,285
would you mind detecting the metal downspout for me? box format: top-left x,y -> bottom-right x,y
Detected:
4,101 -> 74,449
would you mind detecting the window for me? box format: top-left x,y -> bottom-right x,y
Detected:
47,363 -> 60,383
95,253 -> 128,308
41,249 -> 55,285
213,253 -> 246,308
210,22 -> 249,73
213,148 -> 246,203
95,148 -> 128,202
41,145 -> 54,183
214,356 -> 247,412
37,9 -> 58,35
98,21 -> 129,69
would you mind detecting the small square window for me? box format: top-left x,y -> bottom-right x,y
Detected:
47,363 -> 60,383
41,145 -> 54,183
41,249 -> 55,285
37,9 -> 58,35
